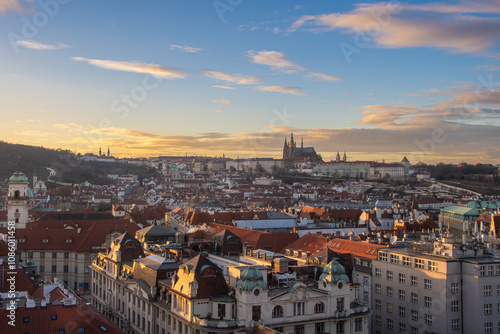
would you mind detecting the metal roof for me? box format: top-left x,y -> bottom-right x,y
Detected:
234,218 -> 297,230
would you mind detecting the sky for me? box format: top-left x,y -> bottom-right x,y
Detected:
1,0 -> 500,164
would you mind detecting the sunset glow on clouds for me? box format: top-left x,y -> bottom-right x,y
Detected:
0,0 -> 499,163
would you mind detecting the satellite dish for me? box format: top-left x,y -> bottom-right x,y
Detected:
390,235 -> 398,244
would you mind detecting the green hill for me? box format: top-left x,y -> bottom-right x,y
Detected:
0,141 -> 158,186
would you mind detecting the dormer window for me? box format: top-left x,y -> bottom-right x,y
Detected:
202,268 -> 215,277
19,239 -> 25,243
66,239 -> 72,243
43,239 -> 49,243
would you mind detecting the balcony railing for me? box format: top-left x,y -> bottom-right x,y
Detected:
192,316 -> 243,328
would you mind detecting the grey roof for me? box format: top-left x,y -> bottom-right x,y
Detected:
234,218 -> 297,230
266,212 -> 293,219
136,224 -> 175,237
134,255 -> 180,271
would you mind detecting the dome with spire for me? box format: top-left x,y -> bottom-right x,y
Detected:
319,259 -> 350,285
236,266 -> 267,292
9,171 -> 29,184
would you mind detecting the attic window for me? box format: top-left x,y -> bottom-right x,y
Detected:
19,239 -> 25,243
66,239 -> 72,243
202,268 -> 215,277
43,239 -> 49,243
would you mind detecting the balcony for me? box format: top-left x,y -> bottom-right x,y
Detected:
192,316 -> 243,329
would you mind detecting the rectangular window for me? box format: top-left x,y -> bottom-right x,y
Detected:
387,271 -> 393,280
415,259 -> 424,269
64,252 -> 69,259
375,315 -> 381,325
424,279 -> 432,290
403,256 -> 411,266
484,304 -> 492,315
452,319 -> 460,330
387,303 -> 393,313
496,265 -> 500,275
428,261 -> 438,272
488,266 -> 493,276
451,282 -> 459,294
40,252 -> 45,258
411,310 -> 418,321
40,265 -> 44,272
425,296 -> 432,308
375,284 -> 381,294
399,289 -> 406,300
411,276 -> 418,287
399,306 -> 406,317
64,266 -> 68,273
411,293 -> 418,304
387,286 -> 393,297
375,268 -> 381,278
399,273 -> 405,284
337,298 -> 345,312
412,327 -> 419,334
425,314 -> 432,325
387,319 -> 393,330
480,266 -> 486,276
294,324 -> 305,334
485,322 -> 492,334
52,252 -> 57,259
52,265 -> 57,273
375,299 -> 381,309
378,253 -> 388,262
484,285 -> 492,296
391,254 -> 400,264
355,318 -> 362,332
399,323 -> 406,334
451,300 -> 459,312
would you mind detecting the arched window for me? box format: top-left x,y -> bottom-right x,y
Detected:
314,301 -> 325,313
14,190 -> 20,198
272,305 -> 283,318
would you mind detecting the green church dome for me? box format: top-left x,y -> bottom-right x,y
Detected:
236,266 -> 268,292
9,171 -> 29,184
319,259 -> 350,285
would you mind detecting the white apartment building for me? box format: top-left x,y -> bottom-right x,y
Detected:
372,235 -> 500,334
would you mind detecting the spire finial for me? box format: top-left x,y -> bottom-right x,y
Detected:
17,156 -> 21,171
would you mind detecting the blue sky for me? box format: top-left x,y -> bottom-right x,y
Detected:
1,0 -> 500,163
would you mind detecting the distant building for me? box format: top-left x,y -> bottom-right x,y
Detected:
282,132 -> 322,161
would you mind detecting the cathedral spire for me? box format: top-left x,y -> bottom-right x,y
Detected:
301,138 -> 303,148
99,147 -> 102,156
107,147 -> 110,157
343,151 -> 346,162
336,151 -> 340,162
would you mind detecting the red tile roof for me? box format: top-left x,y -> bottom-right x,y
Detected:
323,238 -> 385,259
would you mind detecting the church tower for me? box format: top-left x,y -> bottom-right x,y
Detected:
7,169 -> 30,229
99,147 -> 102,156
343,151 -> 347,162
283,137 -> 289,159
336,151 -> 341,162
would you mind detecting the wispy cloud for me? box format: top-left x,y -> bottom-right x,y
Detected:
256,85 -> 305,96
212,98 -> 230,104
16,40 -> 71,50
247,50 -> 341,81
0,0 -> 24,13
213,85 -> 236,90
169,44 -> 202,53
290,1 -> 500,56
202,70 -> 262,85
72,57 -> 188,79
